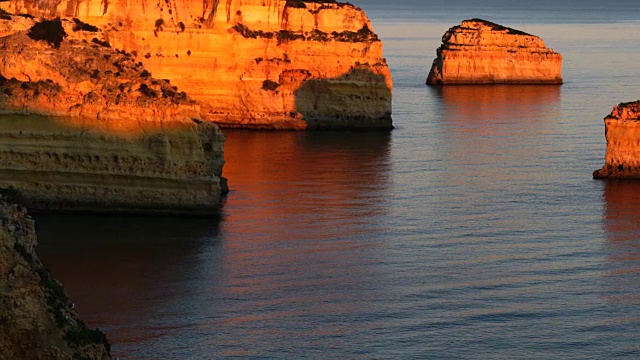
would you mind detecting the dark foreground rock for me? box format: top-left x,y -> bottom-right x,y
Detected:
0,197 -> 111,359
0,16 -> 226,215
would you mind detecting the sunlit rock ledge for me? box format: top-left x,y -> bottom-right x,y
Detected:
0,17 -> 226,215
594,101 -> 640,179
426,19 -> 563,85
0,198 -> 111,359
1,0 -> 393,130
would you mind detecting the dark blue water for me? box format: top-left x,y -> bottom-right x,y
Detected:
36,2 -> 640,359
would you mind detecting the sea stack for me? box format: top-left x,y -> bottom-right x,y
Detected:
593,101 -> 640,179
0,198 -> 111,359
426,19 -> 563,85
0,16 -> 226,215
1,0 -> 393,130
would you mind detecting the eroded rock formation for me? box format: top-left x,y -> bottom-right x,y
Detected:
1,0 -> 393,130
0,198 -> 111,359
426,19 -> 563,85
593,101 -> 640,179
0,16 -> 226,215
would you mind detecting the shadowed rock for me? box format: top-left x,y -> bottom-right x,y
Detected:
0,198 -> 111,359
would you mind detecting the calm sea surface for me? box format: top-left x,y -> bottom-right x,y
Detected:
36,2 -> 640,359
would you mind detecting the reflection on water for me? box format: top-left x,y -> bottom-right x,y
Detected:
602,181 -> 640,304
430,85 -> 562,195
222,130 -> 392,241
434,85 -> 561,123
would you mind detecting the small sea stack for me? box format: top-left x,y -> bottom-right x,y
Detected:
426,19 -> 563,85
594,101 -> 640,179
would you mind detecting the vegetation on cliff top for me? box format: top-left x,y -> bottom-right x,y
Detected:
465,18 -> 532,36
232,23 -> 378,44
27,18 -> 67,48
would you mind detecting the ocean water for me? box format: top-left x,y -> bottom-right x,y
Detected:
35,2 -> 640,359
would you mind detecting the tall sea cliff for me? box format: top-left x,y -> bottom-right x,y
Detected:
1,0 -> 393,129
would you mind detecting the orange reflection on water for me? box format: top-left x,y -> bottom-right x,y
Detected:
433,85 -> 562,191
602,180 -> 640,305
222,130 -> 392,235
213,130 -> 392,337
436,85 -> 561,124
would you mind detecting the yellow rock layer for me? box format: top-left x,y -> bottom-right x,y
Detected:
427,19 -> 563,85
594,101 -> 640,179
2,0 -> 393,129
0,115 -> 225,215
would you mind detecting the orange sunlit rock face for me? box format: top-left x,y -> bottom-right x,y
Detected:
594,101 -> 640,179
0,17 -> 226,215
1,0 -> 393,130
426,19 -> 563,85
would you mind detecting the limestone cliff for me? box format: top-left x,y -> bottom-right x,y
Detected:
0,198 -> 111,359
426,19 -> 563,85
0,16 -> 226,215
593,101 -> 640,179
1,0 -> 393,130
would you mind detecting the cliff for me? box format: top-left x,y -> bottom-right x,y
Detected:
0,16 -> 226,215
1,0 -> 393,130
593,101 -> 640,179
0,198 -> 111,359
426,19 -> 563,85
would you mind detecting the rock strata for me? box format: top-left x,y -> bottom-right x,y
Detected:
1,0 -> 393,130
0,198 -> 111,359
426,19 -> 563,85
593,101 -> 640,179
0,16 -> 226,215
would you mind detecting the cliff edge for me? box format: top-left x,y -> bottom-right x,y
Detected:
1,0 -> 393,130
426,19 -> 563,85
0,197 -> 111,359
0,16 -> 226,215
593,101 -> 640,179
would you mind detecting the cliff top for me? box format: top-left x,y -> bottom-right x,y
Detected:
461,18 -> 532,36
440,18 -> 551,51
607,100 -> 640,121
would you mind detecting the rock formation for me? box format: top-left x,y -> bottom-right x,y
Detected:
593,101 -> 640,179
426,19 -> 563,85
0,198 -> 111,359
1,0 -> 393,130
0,16 -> 226,215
